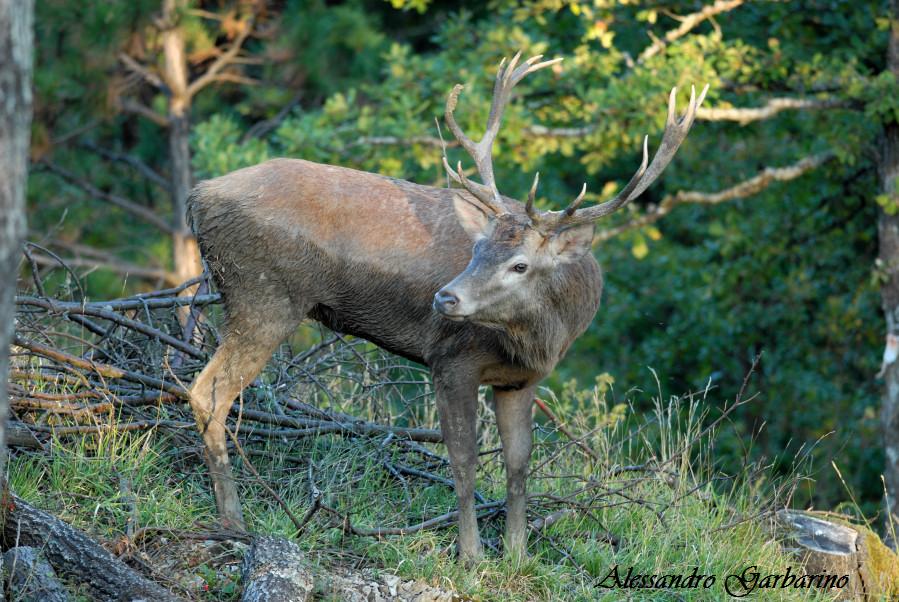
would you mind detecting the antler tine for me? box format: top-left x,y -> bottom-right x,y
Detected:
624,83 -> 709,201
543,84 -> 708,230
525,172 -> 540,218
563,135 -> 649,223
563,183 -> 588,216
444,51 -> 562,215
441,156 -> 496,203
455,160 -> 493,204
444,84 -> 479,162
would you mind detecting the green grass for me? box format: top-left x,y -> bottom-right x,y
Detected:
11,425 -> 215,535
7,369 -> 837,601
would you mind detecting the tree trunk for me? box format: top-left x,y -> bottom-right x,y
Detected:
162,0 -> 201,286
0,6 -> 34,570
880,0 -> 899,541
170,118 -> 202,287
4,546 -> 73,602
1,494 -> 183,601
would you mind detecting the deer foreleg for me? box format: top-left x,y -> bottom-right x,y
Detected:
494,385 -> 535,561
434,368 -> 483,564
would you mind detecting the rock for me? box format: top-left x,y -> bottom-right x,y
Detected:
239,536 -> 460,601
319,567 -> 460,601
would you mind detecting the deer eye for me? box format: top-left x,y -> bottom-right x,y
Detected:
511,263 -> 528,274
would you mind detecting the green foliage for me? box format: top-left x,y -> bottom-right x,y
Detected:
192,115 -> 271,179
386,0 -> 433,14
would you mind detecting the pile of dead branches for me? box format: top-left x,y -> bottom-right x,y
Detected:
10,260 -> 443,445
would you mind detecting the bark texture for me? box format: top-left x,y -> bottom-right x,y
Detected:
7,421 -> 44,450
0,4 -> 33,561
3,546 -> 72,602
240,536 -> 313,602
1,10 -> 35,601
0,494 -> 183,601
881,0 -> 899,537
161,0 -> 201,284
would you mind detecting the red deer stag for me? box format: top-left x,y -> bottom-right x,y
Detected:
187,52 -> 707,563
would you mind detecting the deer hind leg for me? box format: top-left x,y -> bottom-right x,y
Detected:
189,320 -> 296,528
494,385 -> 536,562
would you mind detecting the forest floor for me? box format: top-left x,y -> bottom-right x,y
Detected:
7,287 -> 837,601
7,368 -> 833,601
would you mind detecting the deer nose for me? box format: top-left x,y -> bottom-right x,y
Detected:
433,289 -> 460,314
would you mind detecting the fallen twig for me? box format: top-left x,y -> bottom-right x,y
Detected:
321,500 -> 505,537
534,397 -> 600,462
13,334 -> 189,399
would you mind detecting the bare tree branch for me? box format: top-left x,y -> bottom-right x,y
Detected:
115,97 -> 170,128
696,97 -> 851,125
17,292 -> 218,312
526,95 -> 848,140
118,52 -> 167,91
594,152 -> 834,242
50,120 -> 99,146
638,0 -> 745,63
40,238 -> 123,262
526,123 -> 597,138
17,296 -> 205,358
186,16 -> 254,98
350,135 -> 456,148
242,92 -> 303,141
79,142 -> 170,191
12,334 -> 190,398
205,72 -> 259,87
354,94 -> 841,148
234,407 -> 443,443
38,161 -> 175,234
185,8 -> 225,21
321,501 -> 504,537
27,253 -> 178,286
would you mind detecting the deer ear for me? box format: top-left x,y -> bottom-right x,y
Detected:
549,223 -> 596,263
453,195 -> 491,241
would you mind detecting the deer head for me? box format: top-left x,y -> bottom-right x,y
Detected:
433,52 -> 708,325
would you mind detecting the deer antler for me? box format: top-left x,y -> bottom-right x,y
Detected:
443,52 -> 562,215
532,84 -> 709,232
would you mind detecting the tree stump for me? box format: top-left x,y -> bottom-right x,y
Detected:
241,536 -> 314,602
778,510 -> 899,601
3,546 -> 71,602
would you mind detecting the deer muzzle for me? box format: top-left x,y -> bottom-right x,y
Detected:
433,288 -> 468,320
